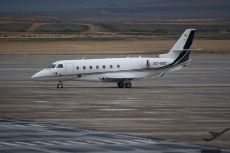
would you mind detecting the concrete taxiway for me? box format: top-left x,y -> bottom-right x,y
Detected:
0,54 -> 230,149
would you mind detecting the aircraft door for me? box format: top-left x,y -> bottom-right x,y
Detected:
55,63 -> 66,80
65,63 -> 74,80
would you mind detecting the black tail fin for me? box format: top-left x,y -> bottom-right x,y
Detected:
159,29 -> 196,65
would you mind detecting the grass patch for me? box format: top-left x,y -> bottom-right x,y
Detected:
0,23 -> 32,32
35,24 -> 89,33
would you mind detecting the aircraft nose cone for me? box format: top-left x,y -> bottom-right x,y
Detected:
31,72 -> 41,80
31,69 -> 49,80
31,74 -> 35,79
31,73 -> 38,79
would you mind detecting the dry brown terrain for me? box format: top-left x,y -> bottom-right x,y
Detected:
0,19 -> 230,54
0,39 -> 229,54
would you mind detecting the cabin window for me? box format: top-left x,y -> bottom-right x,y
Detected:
102,65 -> 106,69
96,65 -> 99,69
83,66 -> 86,70
76,66 -> 79,70
110,65 -> 113,68
117,65 -> 120,68
89,66 -> 92,69
57,64 -> 63,68
48,64 -> 56,68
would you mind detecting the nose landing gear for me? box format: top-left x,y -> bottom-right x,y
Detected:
57,81 -> 63,88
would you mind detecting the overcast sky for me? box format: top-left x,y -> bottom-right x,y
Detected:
0,0 -> 229,11
0,0 -> 229,21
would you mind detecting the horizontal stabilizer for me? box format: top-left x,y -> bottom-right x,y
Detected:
153,72 -> 165,78
172,49 -> 201,52
165,65 -> 183,72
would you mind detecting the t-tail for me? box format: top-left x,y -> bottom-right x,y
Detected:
159,29 -> 196,66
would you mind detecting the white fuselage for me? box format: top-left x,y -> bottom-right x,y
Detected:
31,57 -> 173,82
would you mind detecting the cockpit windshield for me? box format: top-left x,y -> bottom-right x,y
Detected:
47,64 -> 56,68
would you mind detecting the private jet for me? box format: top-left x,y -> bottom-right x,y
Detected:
31,29 -> 196,88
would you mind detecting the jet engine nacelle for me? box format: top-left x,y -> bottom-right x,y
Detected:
146,59 -> 172,69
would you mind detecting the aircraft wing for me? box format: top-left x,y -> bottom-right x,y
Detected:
100,70 -> 169,82
99,72 -> 137,82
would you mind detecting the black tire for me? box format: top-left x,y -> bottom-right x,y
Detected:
117,82 -> 125,88
57,84 -> 63,88
125,83 -> 132,88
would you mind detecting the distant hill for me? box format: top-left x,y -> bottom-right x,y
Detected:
0,0 -> 230,22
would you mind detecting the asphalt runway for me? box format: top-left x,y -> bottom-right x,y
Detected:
0,54 -> 230,150
1,118 -> 228,153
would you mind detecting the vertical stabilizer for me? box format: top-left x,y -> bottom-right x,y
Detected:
159,29 -> 196,63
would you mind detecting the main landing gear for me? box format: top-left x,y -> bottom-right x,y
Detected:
117,82 -> 132,88
57,81 -> 63,88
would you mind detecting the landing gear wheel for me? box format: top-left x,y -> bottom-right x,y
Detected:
57,81 -> 63,88
117,82 -> 125,88
125,83 -> 132,88
57,84 -> 63,88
